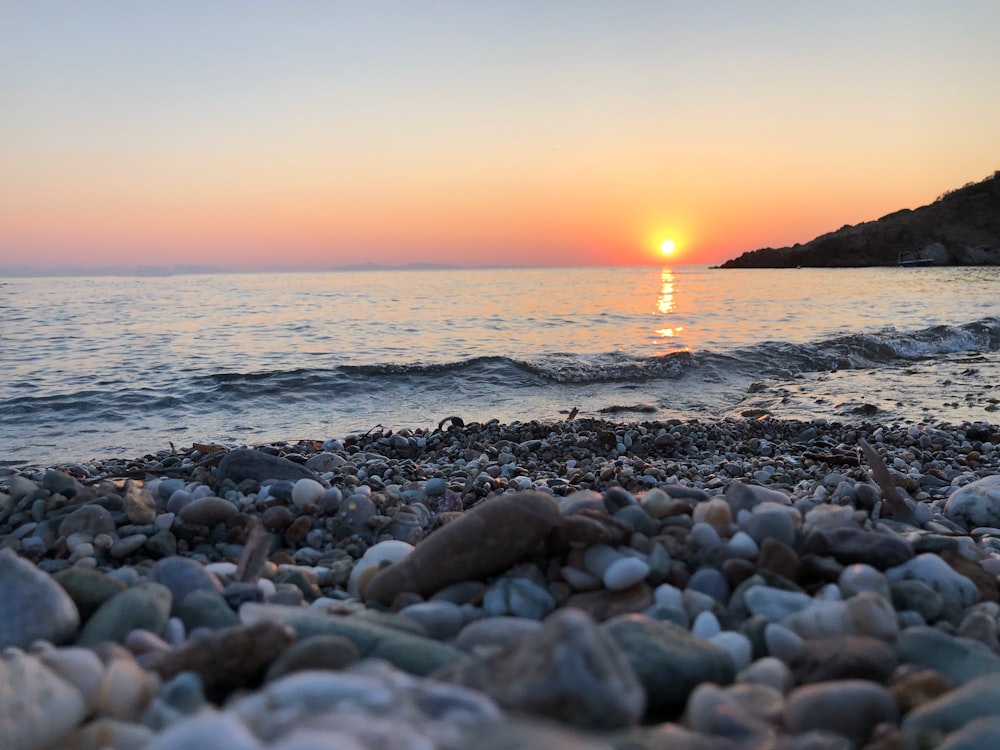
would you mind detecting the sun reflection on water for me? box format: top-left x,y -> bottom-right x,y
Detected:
655,268 -> 684,342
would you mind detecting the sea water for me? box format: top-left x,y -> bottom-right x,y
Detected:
2,265 -> 998,468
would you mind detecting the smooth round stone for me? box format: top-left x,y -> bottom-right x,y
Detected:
640,488 -> 674,519
399,601 -> 465,640
146,712 -> 264,750
744,586 -> 812,621
58,505 -> 116,538
692,611 -> 721,639
885,553 -> 979,618
265,635 -> 360,681
764,623 -> 803,662
737,656 -> 794,694
683,589 -> 718,622
157,478 -> 185,501
692,498 -> 733,535
583,544 -> 622,579
839,563 -> 891,601
144,530 -> 178,559
424,477 -> 448,496
891,579 -> 944,623
455,616 -> 543,656
165,490 -> 195,514
784,679 -> 899,743
291,478 -> 325,508
178,496 -> 238,526
110,534 -> 148,559
689,522 -> 722,549
944,475 -> 1000,529
896,627 -> 1000,685
78,582 -> 173,647
743,507 -> 797,548
0,548 -> 80,649
95,655 -> 160,722
348,540 -> 414,597
0,649 -> 89,750
604,615 -> 736,716
176,589 -> 239,631
52,566 -> 126,621
561,565 -> 602,591
603,557 -> 649,591
711,631 -> 753,671
802,504 -> 855,534
782,592 -> 899,641
728,531 -> 759,559
483,577 -> 555,620
687,567 -> 730,604
613,505 -> 659,537
32,644 -> 106,712
682,682 -> 770,738
654,583 -> 684,610
150,557 -> 223,612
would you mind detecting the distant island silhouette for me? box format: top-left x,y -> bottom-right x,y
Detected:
720,171 -> 1000,268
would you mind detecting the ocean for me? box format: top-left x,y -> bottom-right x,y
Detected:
2,265 -> 998,469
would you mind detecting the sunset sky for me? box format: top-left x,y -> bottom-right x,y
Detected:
2,1 -> 998,270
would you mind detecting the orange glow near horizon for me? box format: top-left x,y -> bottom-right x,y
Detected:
2,4 -> 998,271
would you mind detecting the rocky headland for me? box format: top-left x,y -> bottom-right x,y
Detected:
719,171 -> 1000,268
3,416 -> 1000,749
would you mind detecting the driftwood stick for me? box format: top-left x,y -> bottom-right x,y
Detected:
859,437 -> 916,524
235,520 -> 273,584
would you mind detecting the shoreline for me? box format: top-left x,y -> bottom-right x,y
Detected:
2,415 -> 1000,748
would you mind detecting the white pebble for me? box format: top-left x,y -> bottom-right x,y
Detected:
292,478 -> 326,508
348,540 -> 414,597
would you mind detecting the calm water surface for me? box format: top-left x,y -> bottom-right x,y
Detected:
2,265 -> 998,467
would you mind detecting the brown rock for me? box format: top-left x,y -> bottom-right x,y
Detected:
757,538 -> 800,582
123,480 -> 157,525
433,608 -> 645,729
941,550 -> 999,602
560,510 -> 632,546
260,505 -> 294,532
284,515 -> 312,545
144,620 -> 295,702
565,582 -> 654,622
364,491 -> 560,605
889,669 -> 954,715
789,635 -> 899,685
178,497 -> 238,527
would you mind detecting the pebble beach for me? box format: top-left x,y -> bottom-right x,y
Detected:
3,415 -> 1000,750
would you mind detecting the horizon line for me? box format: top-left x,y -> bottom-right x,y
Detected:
0,260 -> 710,279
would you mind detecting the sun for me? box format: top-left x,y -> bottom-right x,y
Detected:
660,239 -> 676,255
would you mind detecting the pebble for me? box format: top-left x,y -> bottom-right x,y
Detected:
783,679 -> 898,743
0,417 -> 998,748
0,649 -> 88,750
364,491 -> 560,605
603,556 -> 649,590
78,582 -> 173,647
0,548 -> 80,648
291,477 -> 325,508
944,474 -> 1000,529
435,608 -> 644,729
604,614 -> 735,715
